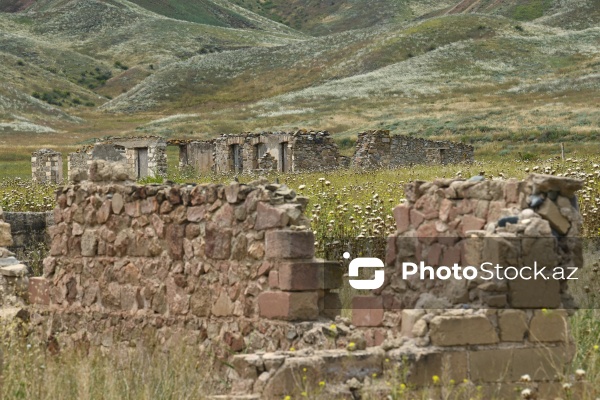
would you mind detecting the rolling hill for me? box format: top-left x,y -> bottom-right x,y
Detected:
0,0 -> 598,175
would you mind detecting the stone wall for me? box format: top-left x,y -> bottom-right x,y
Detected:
29,162 -> 345,355
68,137 -> 167,181
351,130 -> 474,168
32,149 -> 63,184
0,208 -> 30,308
3,212 -> 54,252
228,174 -> 586,399
178,141 -> 214,172
180,131 -> 340,174
20,169 -> 586,399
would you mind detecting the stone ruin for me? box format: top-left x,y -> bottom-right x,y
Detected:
175,129 -> 474,175
351,130 -> 474,168
68,136 -> 167,182
175,130 -> 340,174
31,148 -> 63,184
35,130 -> 474,184
0,208 -> 30,310
4,159 -> 586,399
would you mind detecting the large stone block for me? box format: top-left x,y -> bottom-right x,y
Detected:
498,309 -> 528,342
278,260 -> 342,291
508,276 -> 560,308
265,230 -> 314,260
429,315 -> 498,346
255,202 -> 288,230
469,349 -> 512,382
352,296 -> 384,327
258,291 -> 319,321
511,345 -> 573,381
529,310 -> 569,342
537,199 -> 570,235
0,221 -> 13,247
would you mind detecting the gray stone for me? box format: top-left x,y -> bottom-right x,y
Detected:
0,264 -> 28,277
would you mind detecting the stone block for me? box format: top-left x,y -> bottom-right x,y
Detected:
429,315 -> 498,346
352,296 -> 384,327
255,202 -> 288,230
278,261 -> 322,291
537,199 -> 570,235
508,277 -> 560,308
469,349 -> 512,382
0,221 -> 13,247
460,215 -> 485,236
398,350 -> 468,387
498,309 -> 528,342
401,309 -> 425,338
265,230 -> 314,260
258,291 -> 319,320
393,204 -> 410,233
205,225 -> 232,260
511,345 -> 573,381
81,230 -> 98,257
529,310 -> 569,342
0,264 -> 28,277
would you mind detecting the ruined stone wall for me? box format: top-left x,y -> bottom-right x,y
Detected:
291,132 -> 338,171
68,151 -> 90,182
68,137 -> 167,181
3,212 -> 54,252
229,174 -> 586,399
351,130 -> 474,168
0,208 -> 30,308
208,131 -> 339,174
30,165 -> 344,356
179,141 -> 214,173
32,149 -> 63,184
20,170 -> 586,399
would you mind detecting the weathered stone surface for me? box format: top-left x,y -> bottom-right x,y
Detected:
429,315 -> 498,346
529,310 -> 569,342
508,277 -> 560,308
469,349 -> 513,383
352,296 -> 384,327
401,309 -> 425,338
529,173 -> 584,197
0,263 -> 28,277
81,230 -> 98,256
498,309 -> 528,342
255,202 -> 288,230
258,291 -> 319,321
0,221 -> 13,247
265,230 -> 314,260
393,204 -> 410,233
537,199 -> 570,235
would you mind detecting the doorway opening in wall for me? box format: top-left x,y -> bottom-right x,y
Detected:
136,147 -> 148,179
279,142 -> 288,172
230,144 -> 242,173
255,143 -> 267,169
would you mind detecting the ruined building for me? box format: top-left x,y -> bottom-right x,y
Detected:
175,130 -> 340,174
351,130 -> 474,168
37,130 -> 474,184
68,136 -> 167,181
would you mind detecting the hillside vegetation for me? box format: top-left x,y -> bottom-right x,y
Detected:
0,0 -> 598,174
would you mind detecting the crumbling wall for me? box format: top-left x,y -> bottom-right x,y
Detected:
351,130 -> 474,168
32,149 -> 63,184
30,161 -> 343,356
3,212 -> 54,252
230,174 -> 585,399
179,141 -> 215,173
22,170 -> 586,399
68,137 -> 167,181
0,208 -> 30,307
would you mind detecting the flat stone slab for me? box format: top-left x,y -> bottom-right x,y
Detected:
0,264 -> 28,277
0,257 -> 20,267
